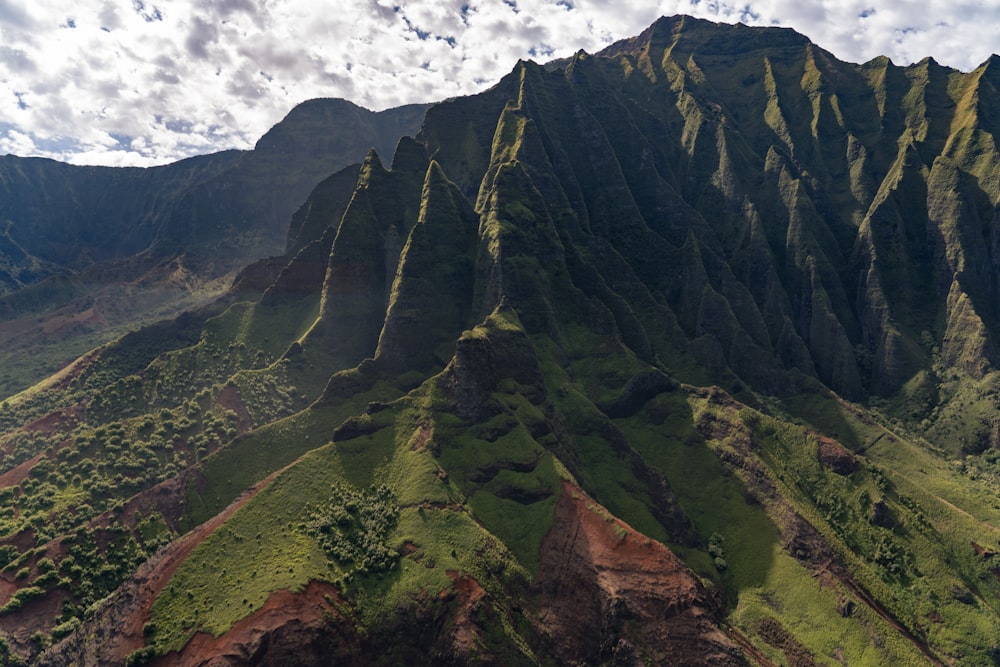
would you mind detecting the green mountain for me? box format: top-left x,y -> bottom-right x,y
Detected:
0,15 -> 998,665
0,99 -> 427,399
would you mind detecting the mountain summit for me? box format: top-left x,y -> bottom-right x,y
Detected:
0,15 -> 999,666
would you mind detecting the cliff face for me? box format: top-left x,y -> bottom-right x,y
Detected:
532,481 -> 743,666
2,15 -> 1000,667
0,100 -> 427,399
0,100 -> 428,278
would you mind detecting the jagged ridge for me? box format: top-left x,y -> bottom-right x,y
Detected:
0,15 -> 998,667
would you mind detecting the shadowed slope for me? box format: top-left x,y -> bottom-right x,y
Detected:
2,15 -> 1000,667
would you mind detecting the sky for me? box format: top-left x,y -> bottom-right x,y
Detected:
1,1 -> 998,167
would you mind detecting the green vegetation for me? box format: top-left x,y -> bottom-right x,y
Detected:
0,587 -> 44,615
0,100 -> 427,402
5,15 -> 1000,667
300,483 -> 400,574
144,388 -> 534,661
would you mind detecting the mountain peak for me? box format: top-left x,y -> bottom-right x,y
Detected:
980,52 -> 1000,75
254,98 -> 368,152
599,14 -> 812,61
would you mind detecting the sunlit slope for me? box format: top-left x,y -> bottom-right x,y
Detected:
0,14 -> 996,666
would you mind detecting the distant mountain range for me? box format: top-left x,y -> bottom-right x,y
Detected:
0,15 -> 999,666
0,99 -> 426,398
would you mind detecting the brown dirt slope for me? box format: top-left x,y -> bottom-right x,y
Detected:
36,466 -> 287,666
533,480 -> 747,666
148,581 -> 361,667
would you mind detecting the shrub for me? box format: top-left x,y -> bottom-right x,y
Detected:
708,532 -> 727,572
125,646 -> 157,667
0,586 -> 45,614
300,483 -> 400,575
0,546 -> 18,569
51,616 -> 81,640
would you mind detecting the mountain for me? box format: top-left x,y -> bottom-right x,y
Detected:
0,14 -> 998,666
0,99 -> 427,399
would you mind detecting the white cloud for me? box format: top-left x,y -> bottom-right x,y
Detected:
0,0 -> 997,166
0,128 -> 37,156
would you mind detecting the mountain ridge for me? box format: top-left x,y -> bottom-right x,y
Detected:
0,99 -> 428,399
0,15 -> 999,666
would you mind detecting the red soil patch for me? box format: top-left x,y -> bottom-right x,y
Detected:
410,422 -> 432,451
445,570 -> 488,656
0,306 -> 103,348
148,581 -> 355,667
215,385 -> 253,434
0,587 -> 70,653
817,436 -> 858,476
0,579 -> 15,605
0,453 -> 42,489
533,480 -> 743,665
0,317 -> 34,347
0,531 -> 75,655
22,402 -> 84,435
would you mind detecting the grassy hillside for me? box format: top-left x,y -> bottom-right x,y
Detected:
0,14 -> 997,667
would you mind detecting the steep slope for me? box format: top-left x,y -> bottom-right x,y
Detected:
0,14 -> 997,667
0,100 -> 427,278
0,100 -> 427,399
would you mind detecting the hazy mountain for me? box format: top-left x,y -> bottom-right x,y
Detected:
0,15 -> 998,666
0,99 -> 427,398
